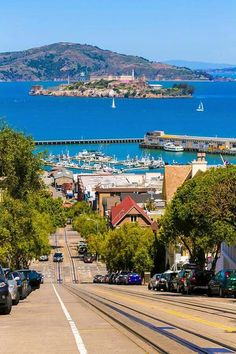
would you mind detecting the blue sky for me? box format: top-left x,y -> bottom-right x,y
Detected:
1,0 -> 236,64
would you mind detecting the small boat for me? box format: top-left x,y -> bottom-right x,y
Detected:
196,101 -> 204,112
112,97 -> 116,109
163,142 -> 184,152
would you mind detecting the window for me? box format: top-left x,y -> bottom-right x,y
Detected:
131,215 -> 137,222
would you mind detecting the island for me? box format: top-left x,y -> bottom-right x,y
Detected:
30,79 -> 195,99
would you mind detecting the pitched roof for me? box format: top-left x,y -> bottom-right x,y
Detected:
164,165 -> 192,203
111,195 -> 152,227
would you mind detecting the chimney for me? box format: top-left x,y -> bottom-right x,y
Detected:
191,152 -> 207,177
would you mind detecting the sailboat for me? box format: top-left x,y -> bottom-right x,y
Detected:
112,97 -> 116,109
196,101 -> 204,112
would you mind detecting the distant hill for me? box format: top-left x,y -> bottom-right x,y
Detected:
0,42 -> 210,81
164,59 -> 236,70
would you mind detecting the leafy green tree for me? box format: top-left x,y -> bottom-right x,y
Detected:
0,126 -> 43,199
73,213 -> 108,239
67,201 -> 92,221
28,191 -> 67,229
0,126 -> 67,268
101,223 -> 154,273
159,166 -> 236,270
0,194 -> 52,268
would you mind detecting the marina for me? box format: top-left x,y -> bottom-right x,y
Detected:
43,150 -> 165,173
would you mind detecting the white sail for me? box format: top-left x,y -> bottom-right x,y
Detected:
112,97 -> 116,109
196,101 -> 204,112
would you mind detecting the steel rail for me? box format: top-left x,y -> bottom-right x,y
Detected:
106,286 -> 236,320
64,228 -> 79,284
63,284 -> 235,354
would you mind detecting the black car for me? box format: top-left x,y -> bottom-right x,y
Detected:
0,265 -> 12,315
185,269 -> 213,294
53,252 -> 64,262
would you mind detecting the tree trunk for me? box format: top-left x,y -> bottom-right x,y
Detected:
211,243 -> 221,273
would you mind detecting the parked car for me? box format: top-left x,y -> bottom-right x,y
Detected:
93,275 -> 104,283
125,272 -> 142,285
78,245 -> 87,255
5,271 -> 20,306
174,268 -> 196,293
185,269 -> 213,294
102,274 -> 110,283
115,272 -> 130,284
83,253 -> 93,263
39,255 -> 49,261
148,273 -> 162,290
38,272 -> 44,284
53,252 -> 64,262
162,271 -> 180,292
16,269 -> 41,291
16,270 -> 32,295
108,273 -> 117,284
109,273 -> 119,284
208,269 -> 236,297
0,265 -> 12,315
12,271 -> 28,300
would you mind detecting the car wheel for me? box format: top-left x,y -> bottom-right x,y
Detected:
219,287 -> 225,298
176,284 -> 180,293
13,291 -> 20,306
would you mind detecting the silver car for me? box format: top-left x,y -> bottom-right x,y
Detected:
6,272 -> 20,305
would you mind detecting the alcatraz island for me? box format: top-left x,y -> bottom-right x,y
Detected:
30,73 -> 195,99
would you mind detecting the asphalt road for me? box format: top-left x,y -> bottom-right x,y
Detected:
2,228 -> 236,354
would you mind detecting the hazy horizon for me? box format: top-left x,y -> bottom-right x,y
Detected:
1,1 -> 236,64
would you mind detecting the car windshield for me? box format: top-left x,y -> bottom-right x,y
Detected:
54,253 -> 62,256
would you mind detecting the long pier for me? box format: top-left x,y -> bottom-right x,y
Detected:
35,137 -> 144,146
140,130 -> 236,155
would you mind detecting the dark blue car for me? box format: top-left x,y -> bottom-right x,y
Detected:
0,265 -> 12,314
126,272 -> 142,285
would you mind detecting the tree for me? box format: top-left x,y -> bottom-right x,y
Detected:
159,166 -> 236,271
73,213 -> 108,239
101,223 -> 154,273
67,201 -> 92,221
0,194 -> 52,268
0,126 -> 43,200
0,126 -> 67,268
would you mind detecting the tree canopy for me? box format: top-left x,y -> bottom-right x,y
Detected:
0,126 -> 66,268
101,223 -> 155,273
159,166 -> 236,270
0,126 -> 43,199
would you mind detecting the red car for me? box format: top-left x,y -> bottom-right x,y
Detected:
83,254 -> 93,263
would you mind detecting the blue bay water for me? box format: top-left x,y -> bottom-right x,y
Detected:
0,81 -> 235,165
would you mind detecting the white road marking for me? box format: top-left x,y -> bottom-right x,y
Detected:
52,284 -> 87,354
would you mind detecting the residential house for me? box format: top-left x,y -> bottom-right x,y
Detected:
110,195 -> 153,229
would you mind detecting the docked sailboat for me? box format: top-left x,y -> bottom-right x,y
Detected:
112,97 -> 116,109
196,101 -> 204,112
